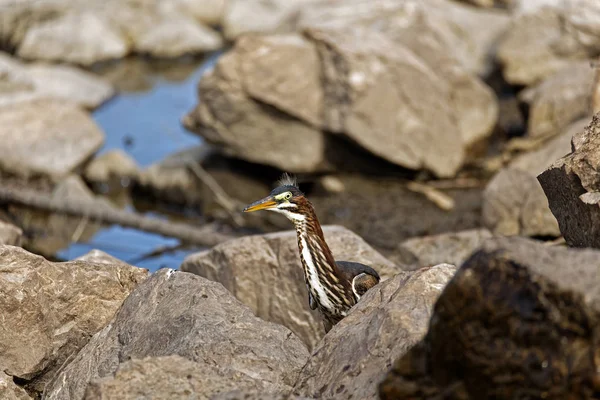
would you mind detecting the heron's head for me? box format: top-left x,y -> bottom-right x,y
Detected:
243,174 -> 308,223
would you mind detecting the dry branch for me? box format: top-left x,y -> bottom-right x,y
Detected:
0,185 -> 233,248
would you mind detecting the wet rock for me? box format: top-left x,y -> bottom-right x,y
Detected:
184,46 -> 329,173
483,119 -> 587,237
0,372 -> 31,400
0,245 -> 148,395
84,150 -> 139,188
5,0 -> 223,65
0,221 -> 23,246
44,269 -> 309,400
396,229 -> 493,269
380,237 -> 600,399
0,99 -> 104,180
83,355 -> 271,400
519,61 -> 594,138
294,264 -> 457,400
538,112 -> 600,247
181,225 -> 400,350
0,52 -> 114,110
498,3 -> 600,86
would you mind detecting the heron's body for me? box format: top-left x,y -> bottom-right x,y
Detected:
244,175 -> 380,331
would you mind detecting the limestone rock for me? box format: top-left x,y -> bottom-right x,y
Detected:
0,372 -> 31,400
294,264 -> 457,400
184,47 -> 329,173
222,0 -> 319,40
0,245 -> 148,394
0,221 -> 23,246
299,0 -> 511,78
397,229 -> 493,269
84,150 -> 139,187
380,237 -> 600,399
5,0 -> 223,65
498,3 -> 600,86
456,0 -> 515,8
0,52 -> 114,110
44,269 -> 309,400
307,26 -> 464,177
538,112 -> 600,247
181,225 -> 400,350
0,100 -> 105,180
83,356 -> 271,400
213,392 -> 311,400
483,119 -> 587,237
520,61 -> 594,138
75,249 -> 131,267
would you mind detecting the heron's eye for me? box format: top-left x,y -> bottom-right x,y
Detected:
284,192 -> 292,200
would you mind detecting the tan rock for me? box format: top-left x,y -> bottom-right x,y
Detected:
294,264 -> 457,400
83,356 -> 271,400
0,245 -> 148,394
380,237 -> 600,399
0,100 -> 105,180
0,371 -> 31,400
397,229 -> 493,269
45,269 -> 309,400
0,221 -> 23,246
520,61 -> 594,138
0,52 -> 114,110
483,119 -> 588,237
538,112 -> 600,247
181,225 -> 400,350
184,50 -> 329,173
84,150 -> 139,186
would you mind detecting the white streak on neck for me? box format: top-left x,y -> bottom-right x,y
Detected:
298,224 -> 334,311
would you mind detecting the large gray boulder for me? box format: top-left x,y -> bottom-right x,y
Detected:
539,112 -> 600,247
181,225 -> 400,350
0,52 -> 114,109
44,269 -> 309,400
0,100 -> 105,180
0,245 -> 148,395
294,264 -> 457,400
186,20 -> 497,177
380,237 -> 600,399
483,119 -> 588,237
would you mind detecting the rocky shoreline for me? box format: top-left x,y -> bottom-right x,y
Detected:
1,0 -> 600,399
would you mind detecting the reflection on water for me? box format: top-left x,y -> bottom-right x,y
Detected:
57,52 -> 224,271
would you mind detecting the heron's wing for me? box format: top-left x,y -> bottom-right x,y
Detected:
336,260 -> 381,301
308,291 -> 317,310
351,272 -> 380,299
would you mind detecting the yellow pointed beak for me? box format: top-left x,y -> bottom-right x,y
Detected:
243,197 -> 277,212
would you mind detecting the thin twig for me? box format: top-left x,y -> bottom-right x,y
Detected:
406,181 -> 455,211
187,162 -> 245,227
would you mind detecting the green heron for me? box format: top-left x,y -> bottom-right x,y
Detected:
243,175 -> 380,332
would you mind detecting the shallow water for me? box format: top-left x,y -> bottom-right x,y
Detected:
57,52 -> 223,271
